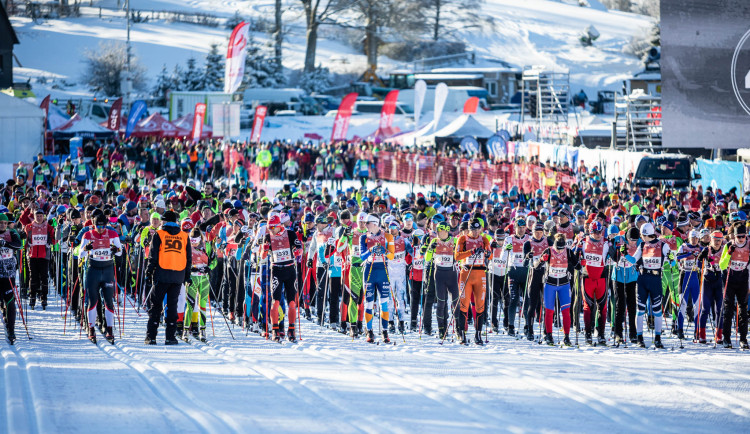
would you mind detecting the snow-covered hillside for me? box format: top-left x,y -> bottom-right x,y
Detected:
10,0 -> 654,101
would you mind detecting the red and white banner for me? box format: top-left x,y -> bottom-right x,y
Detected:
106,98 -> 123,131
192,103 -> 207,142
224,21 -> 250,94
331,92 -> 358,143
463,96 -> 479,114
39,95 -> 50,132
250,105 -> 267,142
379,89 -> 399,129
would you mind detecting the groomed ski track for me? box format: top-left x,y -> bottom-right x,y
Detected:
1,294 -> 749,433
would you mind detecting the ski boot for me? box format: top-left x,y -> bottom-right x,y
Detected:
199,328 -> 207,343
105,327 -> 115,345
438,327 -> 447,340
42,302 -> 47,311
271,328 -> 281,342
389,321 -> 396,333
366,330 -> 376,343
191,323 -> 200,338
7,331 -> 16,345
492,323 -> 499,333
144,336 -> 157,345
287,328 -> 297,343
615,335 -> 625,346
88,327 -> 97,344
339,321 -> 348,334
585,331 -> 593,346
410,321 -> 417,332
29,298 -> 36,310
182,327 -> 191,342
424,327 -> 434,336
740,340 -> 749,350
677,329 -> 685,340
563,334 -> 572,347
456,328 -> 467,345
357,321 -> 364,335
350,324 -> 360,338
526,327 -> 535,342
697,328 -> 707,344
382,330 -> 391,344
398,321 -> 405,334
654,334 -> 664,349
637,335 -> 646,348
507,325 -> 516,337
716,329 -> 724,344
474,331 -> 484,346
304,308 -> 312,320
597,335 -> 607,346
723,337 -> 733,349
545,333 -> 554,346
165,337 -> 179,345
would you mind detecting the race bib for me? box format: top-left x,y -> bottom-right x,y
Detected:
351,244 -> 361,256
393,251 -> 406,262
412,257 -> 424,270
0,248 -> 13,260
511,252 -> 524,267
643,257 -> 661,270
61,242 -> 69,254
272,248 -> 292,263
31,234 -> 47,246
92,248 -> 111,261
584,253 -> 603,267
549,266 -> 567,279
730,260 -> 747,272
683,259 -> 696,270
333,255 -> 343,267
491,258 -> 506,275
434,254 -> 453,267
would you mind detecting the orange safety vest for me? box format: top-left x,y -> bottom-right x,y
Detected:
157,230 -> 188,271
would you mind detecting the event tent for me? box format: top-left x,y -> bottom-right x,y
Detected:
416,114 -> 494,146
52,114 -> 116,140
0,92 -> 45,164
172,113 -> 214,139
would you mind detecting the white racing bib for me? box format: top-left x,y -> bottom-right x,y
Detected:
549,267 -> 567,279
434,254 -> 453,267
730,260 -> 747,272
393,251 -> 406,262
272,248 -> 292,263
491,258 -> 506,275
412,257 -> 424,270
511,252 -> 524,267
643,257 -> 661,270
0,247 -> 13,260
333,254 -> 343,268
31,233 -> 47,246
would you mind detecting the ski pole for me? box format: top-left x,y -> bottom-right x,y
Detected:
381,253 -> 405,343
441,250 -> 477,345
9,278 -> 30,339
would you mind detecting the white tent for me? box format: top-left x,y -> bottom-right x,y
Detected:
0,93 -> 44,165
416,114 -> 494,146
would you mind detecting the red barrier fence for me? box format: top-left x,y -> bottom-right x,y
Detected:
375,151 -> 577,194
219,148 -> 577,195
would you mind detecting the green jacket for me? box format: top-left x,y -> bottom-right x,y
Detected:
256,150 -> 272,168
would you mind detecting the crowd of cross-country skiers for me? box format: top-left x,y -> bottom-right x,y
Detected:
0,139 -> 748,350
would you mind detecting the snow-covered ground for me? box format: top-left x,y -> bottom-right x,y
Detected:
4,287 -> 750,433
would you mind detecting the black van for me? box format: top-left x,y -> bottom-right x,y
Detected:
632,154 -> 701,190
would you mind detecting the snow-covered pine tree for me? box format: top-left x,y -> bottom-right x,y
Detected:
203,43 -> 225,91
182,56 -> 204,91
299,66 -> 332,93
242,33 -> 285,89
153,64 -> 172,106
171,64 -> 184,92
